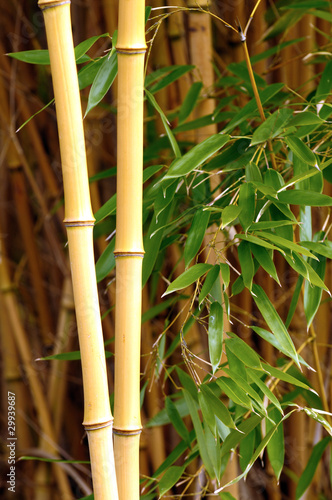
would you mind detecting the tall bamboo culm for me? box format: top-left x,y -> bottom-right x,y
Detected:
113,1 -> 146,498
38,1 -> 118,498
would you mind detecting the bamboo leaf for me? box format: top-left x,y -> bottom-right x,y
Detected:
239,429 -> 256,472
199,385 -> 236,436
266,407 -> 285,481
165,397 -> 191,446
84,50 -> 117,117
222,205 -> 242,228
250,243 -> 280,285
251,284 -> 299,365
223,83 -> 284,133
74,33 -> 111,60
221,414 -> 262,458
225,335 -> 262,370
278,190 -> 332,206
236,233 -> 283,253
184,209 -> 210,267
208,301 -> 224,373
250,108 -> 292,145
164,134 -> 230,179
145,89 -> 181,158
238,183 -> 255,232
217,377 -> 253,410
96,237 -> 115,282
258,231 -> 317,259
304,255 -> 327,327
162,263 -> 212,297
220,263 -> 230,288
146,65 -> 195,94
238,241 -> 254,290
285,136 -> 317,167
287,111 -> 324,127
198,265 -> 220,306
296,437 -> 331,499
183,390 -> 215,478
178,82 -> 202,124
262,363 -> 314,391
159,465 -> 186,497
247,370 -> 283,414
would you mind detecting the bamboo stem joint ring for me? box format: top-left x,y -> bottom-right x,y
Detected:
84,419 -> 113,431
39,0 -> 71,11
113,428 -> 142,436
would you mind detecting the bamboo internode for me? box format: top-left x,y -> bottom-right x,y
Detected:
114,0 -> 146,498
38,0 -> 118,498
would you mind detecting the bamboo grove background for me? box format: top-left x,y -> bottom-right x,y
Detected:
1,0 -> 332,498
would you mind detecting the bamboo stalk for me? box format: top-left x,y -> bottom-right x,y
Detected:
38,1 -> 118,498
113,1 -> 146,498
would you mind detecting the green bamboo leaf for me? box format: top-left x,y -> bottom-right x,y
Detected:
84,50 -> 117,117
198,390 -> 217,435
163,263 -> 212,297
95,193 -> 117,223
262,363 -> 315,392
238,241 -> 254,290
258,231 -> 317,259
249,220 -> 295,230
302,407 -> 332,434
296,437 -> 331,499
178,82 -> 202,124
246,162 -> 262,182
145,89 -> 181,158
223,368 -> 265,416
247,370 -> 283,414
164,134 -> 230,179
220,263 -> 230,288
208,301 -> 224,373
221,414 -> 262,458
287,111 -> 324,127
285,276 -> 304,328
96,237 -> 115,282
251,284 -> 299,365
165,397 -> 191,446
239,429 -> 256,472
250,243 -> 280,285
184,209 -> 210,267
74,33 -> 111,60
204,424 -> 222,481
238,183 -> 255,232
300,240 -> 332,259
278,190 -> 332,206
198,265 -> 220,306
147,65 -> 195,94
217,377 -> 253,410
285,136 -> 317,167
236,233 -> 283,253
222,205 -> 242,228
7,49 -> 51,65
225,335 -> 262,370
304,255 -> 327,327
183,390 -> 215,478
200,384 -> 237,430
266,408 -> 285,481
223,83 -> 285,133
250,108 -> 293,145
78,58 -> 104,90
159,465 -> 186,497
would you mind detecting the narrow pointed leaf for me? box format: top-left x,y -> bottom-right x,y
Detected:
285,136 -> 317,166
296,437 -> 331,499
304,255 -> 327,327
266,408 -> 285,481
278,190 -> 332,206
200,384 -> 237,430
184,209 -> 210,267
165,397 -> 191,447
250,243 -> 280,285
84,50 -> 118,117
164,134 -> 230,179
208,301 -> 224,373
238,241 -> 254,290
222,205 -> 242,228
159,465 -> 186,497
251,284 -> 299,365
198,265 -> 220,305
163,263 -> 212,296
238,183 -> 256,232
178,82 -> 202,124
225,335 -> 262,370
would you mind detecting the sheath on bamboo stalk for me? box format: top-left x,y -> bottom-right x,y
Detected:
113,1 -> 146,498
38,1 -> 118,498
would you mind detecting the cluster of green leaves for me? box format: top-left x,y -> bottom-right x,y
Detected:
10,0 -> 332,498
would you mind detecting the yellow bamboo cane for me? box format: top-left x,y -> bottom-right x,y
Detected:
113,1 -> 146,498
38,1 -> 118,498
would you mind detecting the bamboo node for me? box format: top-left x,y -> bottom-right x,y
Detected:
84,419 -> 113,431
64,220 -> 95,227
114,251 -> 145,258
38,0 -> 71,10
116,48 -> 147,55
113,428 -> 142,436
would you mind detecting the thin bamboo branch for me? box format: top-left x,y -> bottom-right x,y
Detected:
38,1 -> 118,498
